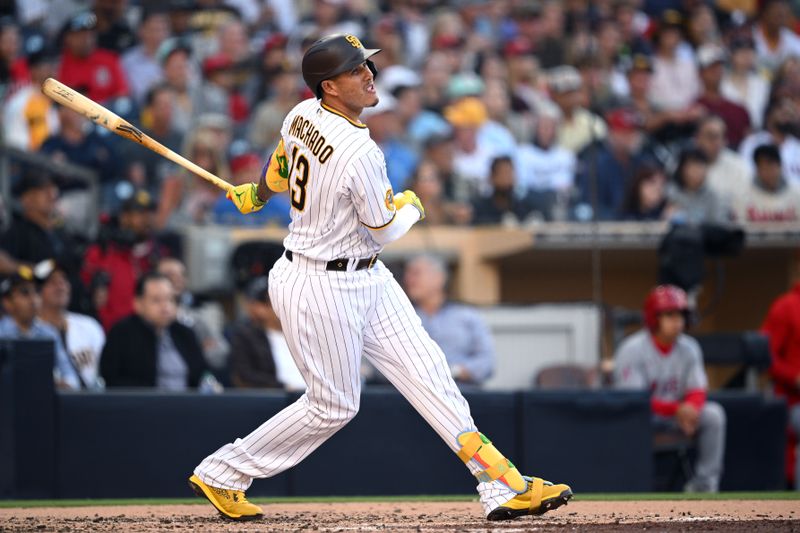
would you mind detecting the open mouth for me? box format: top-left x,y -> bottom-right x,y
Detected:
366,82 -> 375,94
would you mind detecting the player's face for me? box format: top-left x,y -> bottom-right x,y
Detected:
331,62 -> 378,110
657,311 -> 685,341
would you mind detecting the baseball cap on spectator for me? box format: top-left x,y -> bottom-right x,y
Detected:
446,73 -> 485,99
63,11 -> 97,33
32,258 -> 69,283
24,33 -> 55,65
203,54 -> 233,76
12,172 -> 55,197
548,65 -> 583,94
156,37 -> 192,65
659,9 -> 683,29
262,33 -> 288,54
504,36 -> 534,57
696,44 -> 727,69
120,189 -> 156,212
378,65 -> 421,96
195,112 -> 233,133
244,276 -> 270,302
606,107 -> 642,131
625,53 -> 654,74
432,34 -> 463,50
730,35 -> 755,51
0,269 -> 36,298
444,97 -> 488,128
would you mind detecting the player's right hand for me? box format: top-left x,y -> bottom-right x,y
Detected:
227,182 -> 266,214
263,139 -> 289,192
394,190 -> 425,220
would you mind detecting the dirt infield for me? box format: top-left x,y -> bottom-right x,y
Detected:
0,500 -> 798,532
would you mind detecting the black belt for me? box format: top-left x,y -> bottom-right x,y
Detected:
285,250 -> 378,271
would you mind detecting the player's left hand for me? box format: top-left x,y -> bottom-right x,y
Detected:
227,182 -> 266,214
394,190 -> 425,220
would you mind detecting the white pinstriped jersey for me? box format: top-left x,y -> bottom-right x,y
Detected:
281,98 -> 396,261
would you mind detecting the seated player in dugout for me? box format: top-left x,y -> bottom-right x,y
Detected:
614,285 -> 726,492
187,33 -> 572,521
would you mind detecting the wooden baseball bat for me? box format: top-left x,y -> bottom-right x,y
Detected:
41,78 -> 233,193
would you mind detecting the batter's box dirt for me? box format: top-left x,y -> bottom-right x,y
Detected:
0,500 -> 798,532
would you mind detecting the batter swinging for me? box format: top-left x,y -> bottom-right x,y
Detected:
188,33 -> 572,522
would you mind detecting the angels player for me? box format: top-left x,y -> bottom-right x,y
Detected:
188,33 -> 572,521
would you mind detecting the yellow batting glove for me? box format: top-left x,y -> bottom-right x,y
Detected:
263,139 -> 290,192
226,182 -> 266,214
394,189 -> 425,220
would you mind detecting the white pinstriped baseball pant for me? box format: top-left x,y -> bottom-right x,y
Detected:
194,255 -> 515,514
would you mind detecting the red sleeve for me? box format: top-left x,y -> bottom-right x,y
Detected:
109,55 -> 129,98
683,389 -> 707,411
651,398 -> 679,417
762,298 -> 799,386
80,245 -> 104,287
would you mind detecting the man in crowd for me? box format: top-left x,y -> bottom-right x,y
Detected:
472,156 -> 552,224
0,268 -> 79,389
733,144 -> 800,223
100,272 -> 209,390
694,115 -> 751,215
614,285 -> 726,492
228,276 -> 304,390
403,255 -> 495,387
37,260 -> 105,389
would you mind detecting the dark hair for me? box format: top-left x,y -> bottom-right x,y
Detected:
673,147 -> 709,189
490,156 -> 513,174
753,143 -> 781,165
144,83 -> 174,108
135,272 -> 171,297
621,164 -> 665,218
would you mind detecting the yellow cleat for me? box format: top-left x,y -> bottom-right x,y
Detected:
486,476 -> 573,521
188,474 -> 264,521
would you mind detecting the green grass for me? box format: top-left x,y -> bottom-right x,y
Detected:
1,492 -> 798,508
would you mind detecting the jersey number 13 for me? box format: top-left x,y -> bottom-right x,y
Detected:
289,145 -> 309,211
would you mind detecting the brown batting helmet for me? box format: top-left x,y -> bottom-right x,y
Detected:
301,34 -> 381,98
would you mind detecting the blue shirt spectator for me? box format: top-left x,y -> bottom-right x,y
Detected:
0,271 -> 80,389
403,255 -> 495,386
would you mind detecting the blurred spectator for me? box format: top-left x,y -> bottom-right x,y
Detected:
100,272 -> 210,390
0,268 -> 80,390
406,160 -> 472,226
531,1 -> 568,69
121,8 -> 171,104
721,36 -> 770,130
289,0 -> 363,59
515,110 -> 576,203
752,0 -> 800,73
215,18 -> 250,63
246,32 -> 289,105
228,276 -> 304,390
620,164 -> 670,221
761,270 -> 800,489
160,129 -> 229,227
733,144 -> 800,222
685,3 -> 721,51
668,147 -> 727,225
694,115 -> 752,213
550,65 -> 607,154
212,145 -> 292,226
362,90 -> 418,192
444,97 -> 498,196
574,107 -> 647,221
422,133 -> 471,202
482,77 -> 533,145
39,103 -> 118,213
81,189 -> 164,331
403,255 -> 495,387
379,65 -> 451,146
57,11 -> 129,104
3,34 -> 58,151
472,156 -> 552,225
94,0 -> 137,53
614,285 -> 726,493
695,44 -> 751,148
0,172 -> 76,276
157,37 -> 198,136
248,65 -> 299,152
739,98 -> 800,186
157,257 -> 229,372
37,260 -> 104,389
0,17 -> 28,96
649,10 -> 700,113
195,54 -> 235,119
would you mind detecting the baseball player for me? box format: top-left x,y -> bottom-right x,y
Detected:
188,34 -> 572,521
614,285 -> 726,492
